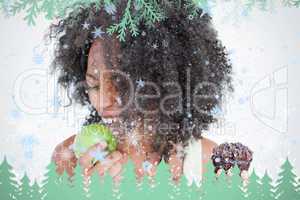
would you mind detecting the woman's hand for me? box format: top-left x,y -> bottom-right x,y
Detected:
130,147 -> 161,181
211,142 -> 253,184
78,141 -> 128,183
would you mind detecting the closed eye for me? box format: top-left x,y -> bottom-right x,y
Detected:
88,84 -> 100,91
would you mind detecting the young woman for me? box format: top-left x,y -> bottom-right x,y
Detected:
49,1 -> 248,183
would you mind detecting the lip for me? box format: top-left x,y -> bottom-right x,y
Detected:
99,106 -> 122,118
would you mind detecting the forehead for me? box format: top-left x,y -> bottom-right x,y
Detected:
87,39 -> 106,73
87,37 -> 121,74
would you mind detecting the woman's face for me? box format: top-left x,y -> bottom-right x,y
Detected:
86,38 -> 122,119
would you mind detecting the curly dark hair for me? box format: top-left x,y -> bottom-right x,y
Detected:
47,0 -> 233,162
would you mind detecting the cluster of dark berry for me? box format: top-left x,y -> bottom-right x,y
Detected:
211,142 -> 253,174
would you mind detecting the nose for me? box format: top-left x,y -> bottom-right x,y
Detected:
99,82 -> 119,109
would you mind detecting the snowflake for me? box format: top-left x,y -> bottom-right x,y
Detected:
147,125 -> 153,131
187,112 -> 192,118
82,22 -> 90,30
142,161 -> 153,173
188,14 -> 194,20
92,26 -> 105,39
104,3 -> 116,15
89,148 -> 108,162
24,151 -> 33,160
93,69 -> 99,74
63,44 -> 69,49
152,43 -> 158,49
115,96 -> 122,105
33,54 -> 44,65
9,109 -> 23,120
162,40 -> 169,48
21,135 -> 38,149
128,132 -> 140,147
136,79 -> 145,88
211,106 -> 222,115
141,31 -> 146,36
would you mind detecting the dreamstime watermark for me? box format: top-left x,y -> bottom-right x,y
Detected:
12,67 -> 231,135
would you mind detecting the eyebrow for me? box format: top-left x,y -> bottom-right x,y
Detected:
86,73 -> 99,81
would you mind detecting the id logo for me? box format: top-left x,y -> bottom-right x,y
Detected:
250,67 -> 288,133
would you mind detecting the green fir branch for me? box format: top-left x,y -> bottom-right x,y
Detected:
24,0 -> 41,26
282,0 -> 295,7
6,0 -> 300,41
107,0 -> 139,41
244,0 -> 256,12
40,0 -> 56,20
137,0 -> 164,23
11,0 -> 28,15
0,0 -> 4,10
292,0 -> 300,7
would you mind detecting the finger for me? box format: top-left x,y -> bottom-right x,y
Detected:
113,173 -> 123,185
168,155 -> 183,182
216,168 -> 222,177
146,152 -> 161,177
226,168 -> 233,177
240,170 -> 249,181
130,150 -> 146,179
101,151 -> 123,170
91,151 -> 123,177
79,143 -> 107,169
119,153 -> 128,165
109,162 -> 123,178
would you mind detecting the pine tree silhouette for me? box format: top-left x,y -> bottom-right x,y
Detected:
229,167 -> 247,200
0,156 -> 19,200
275,158 -> 299,200
104,172 -> 117,200
214,170 -> 232,200
173,175 -> 189,200
69,164 -> 87,200
31,179 -> 43,200
260,171 -> 275,200
118,161 -> 137,200
169,181 -> 180,200
2,155 -> 300,200
200,161 -> 219,200
18,173 -> 32,200
187,181 -> 201,200
297,177 -> 300,198
151,161 -> 173,200
247,169 -> 262,200
58,170 -> 75,199
42,161 -> 65,200
88,171 -> 106,200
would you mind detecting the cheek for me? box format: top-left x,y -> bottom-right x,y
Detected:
88,91 -> 100,109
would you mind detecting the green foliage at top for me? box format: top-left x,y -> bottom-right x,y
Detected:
1,0 -> 299,41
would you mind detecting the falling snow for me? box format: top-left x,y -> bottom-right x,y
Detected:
136,79 -> 145,88
92,26 -> 105,39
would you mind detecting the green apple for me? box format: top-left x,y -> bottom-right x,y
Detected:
73,123 -> 117,158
